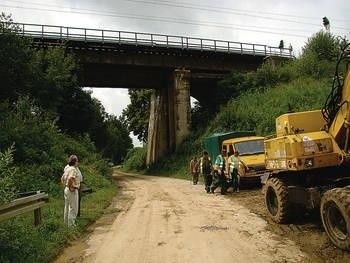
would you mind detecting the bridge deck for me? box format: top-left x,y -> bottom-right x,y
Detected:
8,23 -> 293,58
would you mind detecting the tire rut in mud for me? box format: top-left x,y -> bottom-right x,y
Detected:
227,187 -> 350,262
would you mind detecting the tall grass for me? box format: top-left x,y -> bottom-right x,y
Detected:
0,168 -> 116,263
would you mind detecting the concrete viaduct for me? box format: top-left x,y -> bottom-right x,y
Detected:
16,23 -> 293,165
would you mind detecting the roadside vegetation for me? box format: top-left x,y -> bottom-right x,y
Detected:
122,31 -> 348,178
0,14 -> 130,262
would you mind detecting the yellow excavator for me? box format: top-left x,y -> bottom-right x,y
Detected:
263,44 -> 350,250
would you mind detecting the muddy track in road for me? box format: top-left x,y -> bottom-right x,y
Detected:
233,188 -> 350,263
55,172 -> 349,263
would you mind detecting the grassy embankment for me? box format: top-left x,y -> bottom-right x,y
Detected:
0,100 -> 117,263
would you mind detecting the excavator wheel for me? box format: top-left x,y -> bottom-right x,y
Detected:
264,177 -> 291,223
321,187 -> 350,251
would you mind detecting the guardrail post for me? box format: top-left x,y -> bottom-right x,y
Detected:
22,24 -> 25,37
151,34 -> 153,46
60,26 -> 62,40
186,37 -> 189,49
166,35 -> 169,47
84,29 -> 87,42
240,43 -> 243,55
253,44 -> 255,55
135,32 -> 137,45
181,37 -> 183,49
214,40 -> 216,52
66,27 -> 69,40
264,45 -> 267,56
41,25 -> 44,39
34,208 -> 42,226
200,39 -> 203,51
102,30 -> 104,44
227,42 -> 230,53
118,31 -> 121,44
0,192 -> 48,225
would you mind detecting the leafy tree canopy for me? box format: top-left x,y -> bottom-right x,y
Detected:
121,89 -> 152,143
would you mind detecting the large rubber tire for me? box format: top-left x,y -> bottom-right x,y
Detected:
320,187 -> 350,251
264,178 -> 291,223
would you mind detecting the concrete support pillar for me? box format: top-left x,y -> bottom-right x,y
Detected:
146,90 -> 158,166
173,69 -> 191,148
146,69 -> 191,166
146,88 -> 169,166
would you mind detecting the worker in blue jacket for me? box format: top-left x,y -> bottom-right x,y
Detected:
210,149 -> 228,195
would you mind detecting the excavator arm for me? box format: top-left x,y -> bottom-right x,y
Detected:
323,45 -> 350,155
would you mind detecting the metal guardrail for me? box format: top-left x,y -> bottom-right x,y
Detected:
7,23 -> 293,58
0,192 -> 49,226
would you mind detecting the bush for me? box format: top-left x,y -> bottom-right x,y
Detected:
122,147 -> 147,171
0,146 -> 16,204
213,77 -> 331,135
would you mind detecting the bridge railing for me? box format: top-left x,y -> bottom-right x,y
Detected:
10,23 -> 293,57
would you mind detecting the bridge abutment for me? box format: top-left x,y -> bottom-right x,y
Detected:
146,69 -> 191,166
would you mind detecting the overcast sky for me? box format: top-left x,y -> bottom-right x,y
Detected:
1,0 -> 349,146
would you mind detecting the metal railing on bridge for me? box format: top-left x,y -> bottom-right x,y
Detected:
8,23 -> 293,58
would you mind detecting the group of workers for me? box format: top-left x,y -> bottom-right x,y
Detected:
189,149 -> 247,195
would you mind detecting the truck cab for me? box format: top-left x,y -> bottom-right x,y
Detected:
222,136 -> 266,181
204,131 -> 265,183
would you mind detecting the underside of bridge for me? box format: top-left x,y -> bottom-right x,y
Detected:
81,65 -> 228,165
72,46 -> 266,165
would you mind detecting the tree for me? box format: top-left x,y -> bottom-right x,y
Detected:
0,13 -> 34,101
302,31 -> 340,61
121,89 -> 152,142
0,14 -> 132,163
103,115 -> 133,164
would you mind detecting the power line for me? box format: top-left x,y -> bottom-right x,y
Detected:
127,0 -> 350,23
5,0 -> 350,35
4,0 -> 319,34
0,3 -> 313,38
123,0 -> 350,30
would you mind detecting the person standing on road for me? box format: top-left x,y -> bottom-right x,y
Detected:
64,155 -> 83,217
211,149 -> 227,195
228,150 -> 246,193
199,151 -> 213,193
189,156 -> 200,184
62,155 -> 80,226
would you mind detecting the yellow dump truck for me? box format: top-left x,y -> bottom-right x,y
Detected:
262,44 -> 350,250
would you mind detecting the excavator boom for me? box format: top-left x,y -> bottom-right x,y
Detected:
327,46 -> 350,154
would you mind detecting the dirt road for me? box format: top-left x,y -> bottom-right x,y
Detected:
55,172 -> 349,263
